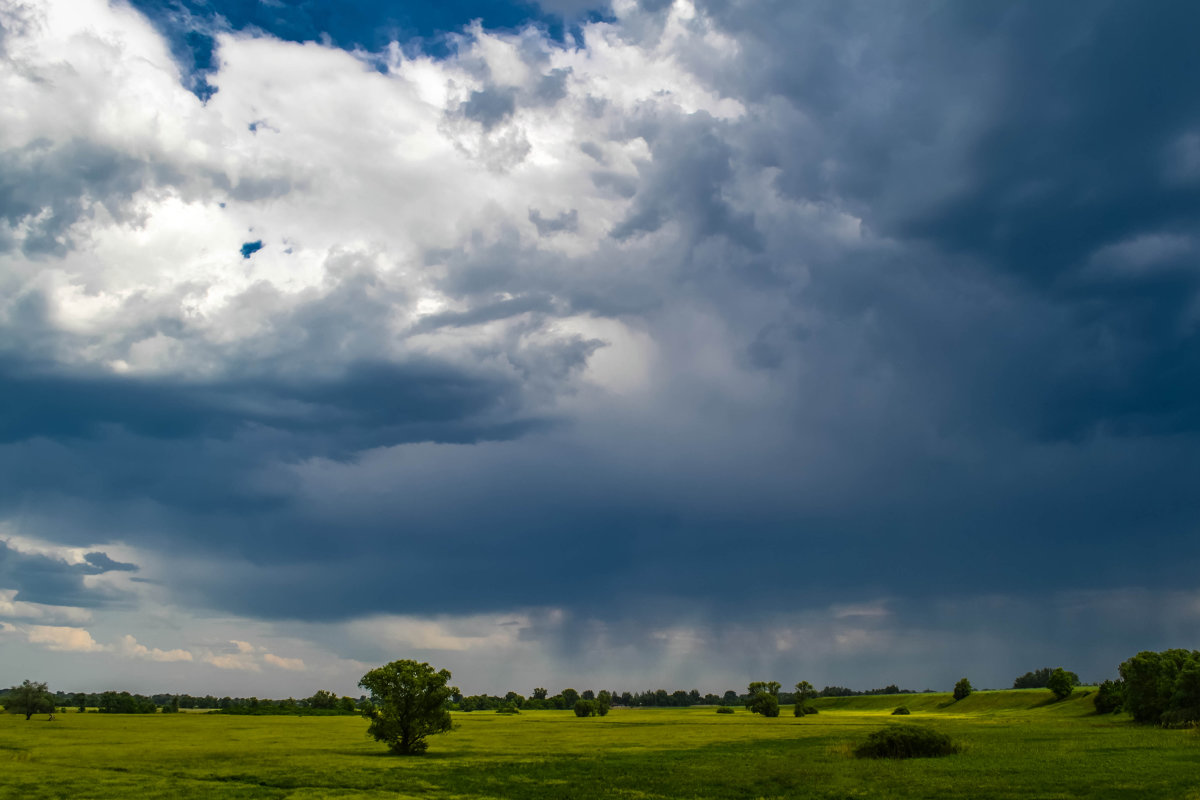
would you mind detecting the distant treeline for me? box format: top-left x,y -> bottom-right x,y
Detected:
448,684 -> 917,712
3,683 -> 923,715
10,689 -> 367,715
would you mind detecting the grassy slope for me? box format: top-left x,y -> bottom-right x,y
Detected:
808,687 -> 1100,716
1,691 -> 1195,800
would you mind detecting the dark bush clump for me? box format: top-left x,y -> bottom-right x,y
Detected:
716,706 -> 734,714
1093,679 -> 1124,714
854,725 -> 959,759
802,705 -> 818,715
891,706 -> 911,715
495,704 -> 520,714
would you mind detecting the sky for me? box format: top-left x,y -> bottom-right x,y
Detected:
2,0 -> 1199,699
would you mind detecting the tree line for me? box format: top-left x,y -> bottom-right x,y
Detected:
0,685 -> 367,716
8,648 -> 1197,730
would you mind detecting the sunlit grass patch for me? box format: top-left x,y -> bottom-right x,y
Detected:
0,693 -> 1195,798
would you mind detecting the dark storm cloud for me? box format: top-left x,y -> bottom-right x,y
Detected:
81,552 -> 138,574
0,356 -> 541,453
0,541 -> 135,608
6,0 -> 1200,662
692,0 -> 1200,443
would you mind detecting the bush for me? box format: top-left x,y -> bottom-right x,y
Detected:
495,705 -> 520,714
793,703 -> 805,717
802,705 -> 818,715
716,706 -> 734,714
953,678 -> 973,701
892,706 -> 911,715
854,725 -> 959,759
573,699 -> 596,717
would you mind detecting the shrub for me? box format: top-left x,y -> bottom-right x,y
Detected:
573,699 -> 596,717
793,703 -> 805,717
495,705 -> 520,714
716,706 -> 734,714
802,705 -> 818,715
892,706 -> 911,715
953,678 -> 973,701
854,725 -> 959,759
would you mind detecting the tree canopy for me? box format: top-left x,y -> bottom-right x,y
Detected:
4,680 -> 54,720
745,681 -> 781,717
358,660 -> 458,754
1045,668 -> 1079,700
1119,649 -> 1200,726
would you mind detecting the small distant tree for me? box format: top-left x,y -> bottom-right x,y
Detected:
561,688 -> 580,707
953,678 -> 972,701
1046,668 -> 1079,700
574,699 -> 595,717
532,688 -> 548,700
596,690 -> 612,716
358,660 -> 458,755
793,680 -> 815,717
4,680 -> 55,720
306,689 -> 338,709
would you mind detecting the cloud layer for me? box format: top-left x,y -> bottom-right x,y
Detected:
2,0 -> 1198,694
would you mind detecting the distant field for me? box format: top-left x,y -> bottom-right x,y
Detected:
2,690 -> 1196,799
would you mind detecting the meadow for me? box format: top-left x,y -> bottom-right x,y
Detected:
2,690 -> 1196,799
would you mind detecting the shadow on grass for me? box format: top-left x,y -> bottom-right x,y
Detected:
332,748 -> 459,759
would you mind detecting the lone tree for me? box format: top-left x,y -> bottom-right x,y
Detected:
4,680 -> 54,720
746,681 -> 781,717
1045,668 -> 1079,700
358,660 -> 458,754
952,678 -> 973,701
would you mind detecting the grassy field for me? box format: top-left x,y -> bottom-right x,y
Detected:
2,690 -> 1196,799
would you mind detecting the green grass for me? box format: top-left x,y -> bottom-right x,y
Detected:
1,691 -> 1196,799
